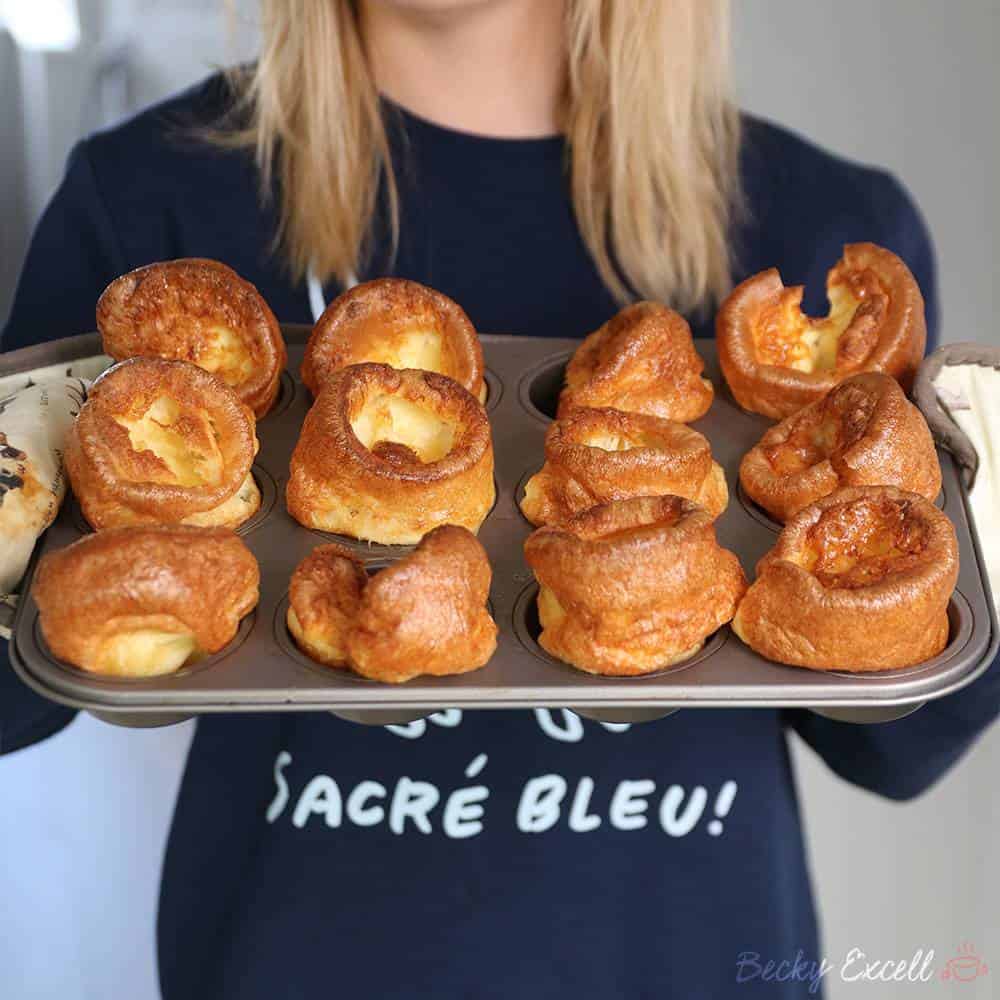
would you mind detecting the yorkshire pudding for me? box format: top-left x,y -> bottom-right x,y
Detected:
523,496 -> 747,675
520,407 -> 727,526
302,278 -> 486,402
65,358 -> 260,530
32,525 -> 259,677
287,525 -> 497,683
98,258 -> 286,417
732,486 -> 958,671
558,302 -> 713,423
717,243 -> 926,419
286,363 -> 494,544
740,372 -> 941,523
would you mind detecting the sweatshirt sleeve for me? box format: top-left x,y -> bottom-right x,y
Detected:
0,141 -> 126,754
786,172 -> 1000,800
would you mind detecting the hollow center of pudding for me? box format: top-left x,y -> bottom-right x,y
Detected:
380,328 -> 445,371
357,319 -> 449,375
117,394 -> 225,486
95,626 -> 200,677
755,281 -> 865,374
351,393 -> 456,463
581,429 -> 657,452
800,496 -> 929,589
767,418 -> 840,474
754,258 -> 899,377
767,382 -> 877,474
198,325 -> 256,387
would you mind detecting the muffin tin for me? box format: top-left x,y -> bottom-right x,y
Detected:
6,327 -> 997,727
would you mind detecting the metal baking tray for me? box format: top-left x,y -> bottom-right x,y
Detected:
6,327 -> 997,727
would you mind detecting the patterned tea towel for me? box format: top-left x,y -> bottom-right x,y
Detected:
0,355 -> 110,638
914,343 -> 1000,602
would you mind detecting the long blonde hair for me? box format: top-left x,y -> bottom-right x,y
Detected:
225,0 -> 741,314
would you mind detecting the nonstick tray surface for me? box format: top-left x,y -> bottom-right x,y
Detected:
6,327 -> 997,727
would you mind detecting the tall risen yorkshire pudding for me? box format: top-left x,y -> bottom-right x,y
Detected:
97,258 -> 286,417
32,525 -> 259,677
65,358 -> 260,530
301,278 -> 486,402
558,302 -> 714,423
717,243 -> 926,419
523,496 -> 747,676
732,486 -> 958,671
740,372 -> 941,523
520,407 -> 727,526
287,526 -> 497,683
287,363 -> 494,544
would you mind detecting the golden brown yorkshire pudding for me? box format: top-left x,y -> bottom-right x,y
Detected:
32,525 -> 259,677
97,258 -> 287,417
301,278 -> 486,402
558,302 -> 714,423
732,486 -> 958,671
520,407 -> 727,526
523,496 -> 747,676
740,373 -> 941,523
717,243 -> 926,419
287,363 -> 494,544
65,358 -> 260,530
287,526 -> 497,683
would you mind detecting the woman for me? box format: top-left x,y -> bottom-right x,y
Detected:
2,2 -> 997,997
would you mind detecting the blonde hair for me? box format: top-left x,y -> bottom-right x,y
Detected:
225,0 -> 741,314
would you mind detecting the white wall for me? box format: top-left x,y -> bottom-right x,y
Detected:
1,3 -> 998,999
0,32 -> 27,309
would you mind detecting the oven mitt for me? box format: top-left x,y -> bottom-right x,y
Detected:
0,355 -> 110,639
913,343 -> 1000,601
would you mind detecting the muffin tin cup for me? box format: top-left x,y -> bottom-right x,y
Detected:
5,327 -> 997,728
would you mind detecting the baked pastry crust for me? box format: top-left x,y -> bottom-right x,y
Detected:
740,372 -> 941,523
558,302 -> 713,423
287,363 -> 494,544
717,243 -> 926,419
65,358 -> 260,530
302,278 -> 486,402
523,496 -> 747,675
98,258 -> 287,417
732,486 -> 958,671
32,525 -> 259,677
520,406 -> 727,526
287,526 -> 497,682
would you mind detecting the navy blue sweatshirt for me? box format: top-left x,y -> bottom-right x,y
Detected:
3,76 -> 999,1000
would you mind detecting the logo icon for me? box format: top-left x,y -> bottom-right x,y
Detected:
940,943 -> 988,984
